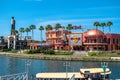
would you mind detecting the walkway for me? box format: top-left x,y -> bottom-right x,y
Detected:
73,51 -> 88,56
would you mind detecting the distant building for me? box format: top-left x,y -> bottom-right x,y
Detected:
0,36 -> 7,49
7,17 -> 28,49
30,27 -> 120,51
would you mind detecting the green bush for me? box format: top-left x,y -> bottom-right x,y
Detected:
2,49 -> 11,52
45,49 -> 55,55
24,48 -> 55,54
24,50 -> 31,54
9,50 -> 18,53
88,52 -> 98,56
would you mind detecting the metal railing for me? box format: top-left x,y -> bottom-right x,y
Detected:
0,72 -> 28,80
69,74 -> 75,80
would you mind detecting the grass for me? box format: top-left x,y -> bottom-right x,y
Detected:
0,50 -> 120,61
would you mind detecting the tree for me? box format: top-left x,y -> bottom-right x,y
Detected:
107,21 -> 113,33
25,27 -> 30,38
66,24 -> 72,32
93,21 -> 100,50
94,21 -> 100,29
39,25 -> 44,43
29,25 -> 36,42
100,22 -> 106,33
11,29 -> 18,35
107,21 -> 113,51
54,23 -> 61,30
46,24 -> 53,31
19,27 -> 25,37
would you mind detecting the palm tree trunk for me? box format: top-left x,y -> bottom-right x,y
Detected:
32,30 -> 33,43
109,26 -> 111,51
96,26 -> 98,51
41,30 -> 42,44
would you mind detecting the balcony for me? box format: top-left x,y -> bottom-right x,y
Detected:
83,42 -> 108,45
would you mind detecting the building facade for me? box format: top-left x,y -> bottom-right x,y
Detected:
45,28 -> 120,51
30,27 -> 120,51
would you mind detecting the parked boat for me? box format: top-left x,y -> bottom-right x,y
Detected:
36,68 -> 111,80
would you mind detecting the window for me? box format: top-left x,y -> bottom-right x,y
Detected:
108,38 -> 110,44
113,38 -> 115,44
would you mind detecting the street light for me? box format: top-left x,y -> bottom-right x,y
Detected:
63,62 -> 70,80
101,62 -> 108,80
26,59 -> 31,80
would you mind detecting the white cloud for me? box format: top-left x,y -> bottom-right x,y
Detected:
38,17 -> 120,26
24,0 -> 43,2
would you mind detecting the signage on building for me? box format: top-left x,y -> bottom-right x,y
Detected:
69,34 -> 82,46
72,26 -> 82,30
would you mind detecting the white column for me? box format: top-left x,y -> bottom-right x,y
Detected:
8,36 -> 10,49
13,36 -> 16,49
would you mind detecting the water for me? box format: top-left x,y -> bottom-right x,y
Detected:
0,56 -> 120,79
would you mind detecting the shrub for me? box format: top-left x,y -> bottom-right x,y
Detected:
24,48 -> 55,54
9,50 -> 18,53
45,49 -> 55,55
2,49 -> 11,52
88,52 -> 98,56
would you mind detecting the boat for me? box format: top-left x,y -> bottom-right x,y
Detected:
36,68 -> 111,80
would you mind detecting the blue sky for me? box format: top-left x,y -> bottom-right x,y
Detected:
0,0 -> 120,40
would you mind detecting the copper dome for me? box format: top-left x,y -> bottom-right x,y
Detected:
85,29 -> 104,37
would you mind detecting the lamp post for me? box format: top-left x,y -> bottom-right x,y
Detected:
63,62 -> 70,80
26,59 -> 31,80
101,62 -> 108,80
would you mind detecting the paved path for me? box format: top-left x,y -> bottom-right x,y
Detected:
73,51 -> 88,56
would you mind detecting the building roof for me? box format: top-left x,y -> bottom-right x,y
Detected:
85,29 -> 104,37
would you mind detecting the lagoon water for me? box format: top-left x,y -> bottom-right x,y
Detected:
0,56 -> 120,79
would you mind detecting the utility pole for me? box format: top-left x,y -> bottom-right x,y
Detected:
101,62 -> 108,80
26,59 -> 31,80
63,62 -> 70,80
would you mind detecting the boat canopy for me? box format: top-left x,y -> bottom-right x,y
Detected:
36,72 -> 85,79
80,68 -> 111,74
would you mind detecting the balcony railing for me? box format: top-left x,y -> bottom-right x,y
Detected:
83,42 -> 108,45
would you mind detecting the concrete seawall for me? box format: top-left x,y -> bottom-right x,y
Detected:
0,53 -> 120,61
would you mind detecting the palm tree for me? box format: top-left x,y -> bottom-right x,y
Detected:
94,21 -> 100,29
19,27 -> 25,37
46,24 -> 53,31
25,27 -> 30,38
66,24 -> 72,32
54,23 -> 61,30
93,21 -> 100,51
107,21 -> 113,51
107,21 -> 113,33
11,29 -> 18,35
29,25 -> 36,42
39,25 -> 44,43
100,22 -> 106,33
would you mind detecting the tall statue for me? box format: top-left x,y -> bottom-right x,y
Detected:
11,17 -> 15,35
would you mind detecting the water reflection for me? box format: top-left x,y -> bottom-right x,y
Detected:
0,56 -> 120,79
